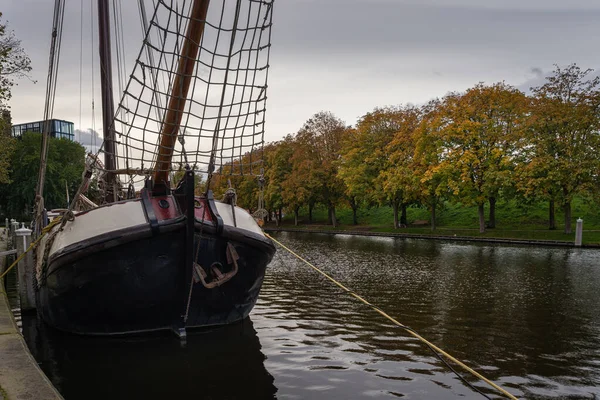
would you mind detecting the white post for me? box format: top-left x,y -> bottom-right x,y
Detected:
15,223 -> 35,311
10,220 -> 19,248
575,218 -> 583,247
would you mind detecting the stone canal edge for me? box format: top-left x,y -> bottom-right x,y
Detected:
0,228 -> 63,400
264,227 -> 600,248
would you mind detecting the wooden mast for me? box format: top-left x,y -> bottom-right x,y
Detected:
152,0 -> 210,194
97,0 -> 117,203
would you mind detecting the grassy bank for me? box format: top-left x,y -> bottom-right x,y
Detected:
266,197 -> 600,245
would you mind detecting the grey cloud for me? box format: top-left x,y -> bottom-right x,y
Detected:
273,0 -> 600,57
517,66 -> 600,94
74,129 -> 103,153
5,1 -> 600,139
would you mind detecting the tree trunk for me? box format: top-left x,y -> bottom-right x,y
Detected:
329,204 -> 337,228
278,207 -> 282,223
308,202 -> 313,223
548,200 -> 556,230
400,203 -> 408,227
392,201 -> 399,229
478,203 -> 485,233
430,201 -> 436,231
294,206 -> 299,226
488,196 -> 496,229
564,202 -> 572,234
350,197 -> 358,225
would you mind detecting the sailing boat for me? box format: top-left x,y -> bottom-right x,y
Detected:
34,0 -> 276,336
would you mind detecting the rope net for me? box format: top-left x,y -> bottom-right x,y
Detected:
106,0 -> 273,187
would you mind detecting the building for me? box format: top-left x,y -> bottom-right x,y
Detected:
11,119 -> 74,141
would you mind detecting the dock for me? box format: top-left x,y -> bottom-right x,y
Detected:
0,228 -> 62,400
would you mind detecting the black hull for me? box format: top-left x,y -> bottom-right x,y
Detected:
38,223 -> 275,335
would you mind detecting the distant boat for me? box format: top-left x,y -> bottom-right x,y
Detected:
34,0 -> 276,336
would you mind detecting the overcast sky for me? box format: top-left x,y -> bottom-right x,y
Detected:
3,0 -> 600,144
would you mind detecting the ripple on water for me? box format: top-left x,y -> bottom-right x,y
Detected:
254,232 -> 600,399
6,232 -> 600,399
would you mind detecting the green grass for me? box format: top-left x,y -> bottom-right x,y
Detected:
268,198 -> 600,245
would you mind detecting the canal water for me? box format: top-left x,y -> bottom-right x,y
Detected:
6,231 -> 600,399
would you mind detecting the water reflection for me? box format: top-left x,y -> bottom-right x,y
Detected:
21,314 -> 277,400
254,232 -> 600,399
8,232 -> 600,399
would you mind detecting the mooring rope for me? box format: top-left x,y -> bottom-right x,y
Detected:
265,233 -> 519,400
0,218 -> 63,280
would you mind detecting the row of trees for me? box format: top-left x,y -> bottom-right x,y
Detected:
0,132 -> 86,218
211,64 -> 600,234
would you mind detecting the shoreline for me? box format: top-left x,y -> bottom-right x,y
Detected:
0,228 -> 63,400
264,227 -> 600,249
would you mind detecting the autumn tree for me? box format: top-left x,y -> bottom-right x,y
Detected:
208,152 -> 262,212
263,138 -> 295,225
378,105 -> 421,228
412,100 -> 447,230
433,83 -> 528,233
519,64 -> 600,233
338,106 -> 408,228
296,112 -> 346,227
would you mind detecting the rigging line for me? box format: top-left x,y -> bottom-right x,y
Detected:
254,0 -> 273,175
47,0 -> 66,120
141,0 -> 181,172
196,0 -> 226,175
265,234 -> 520,400
79,0 -> 84,140
118,0 -> 131,169
206,0 -> 243,189
34,0 -> 66,229
90,0 -> 97,154
219,0 -> 256,171
113,0 -> 165,174
138,0 -> 165,124
112,0 -> 129,171
229,0 -> 272,174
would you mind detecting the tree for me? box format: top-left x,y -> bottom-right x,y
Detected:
339,106 -> 408,228
263,137 -> 301,225
0,14 -> 32,184
0,12 -> 33,105
412,99 -> 447,230
0,132 -> 86,218
378,105 -> 421,228
520,64 -> 600,233
296,112 -> 346,227
433,83 -> 528,233
0,110 -> 14,184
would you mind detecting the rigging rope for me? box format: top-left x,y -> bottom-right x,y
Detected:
265,233 -> 520,400
33,0 -> 66,235
0,218 -> 63,281
78,0 -> 84,140
90,0 -> 97,154
102,0 -> 273,189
